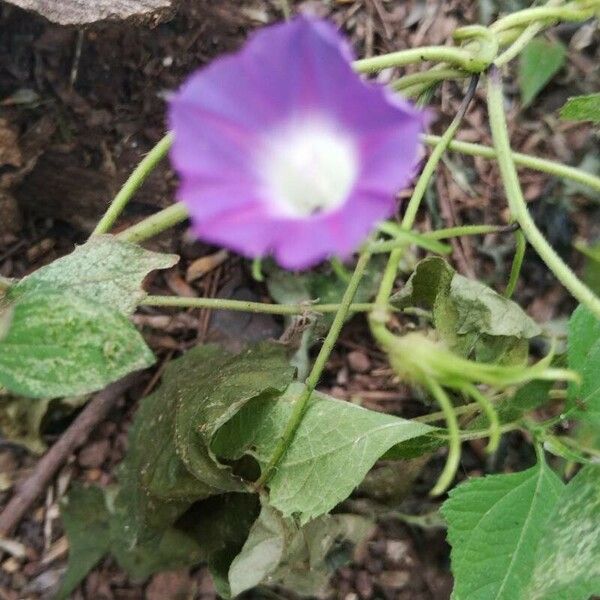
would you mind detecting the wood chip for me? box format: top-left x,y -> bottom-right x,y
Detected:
0,538 -> 28,560
1,558 -> 20,574
4,0 -> 173,25
186,249 -> 229,283
41,536 -> 69,566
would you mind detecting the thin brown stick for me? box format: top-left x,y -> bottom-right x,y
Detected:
0,374 -> 140,537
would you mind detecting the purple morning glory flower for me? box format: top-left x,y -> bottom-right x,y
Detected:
169,16 -> 424,270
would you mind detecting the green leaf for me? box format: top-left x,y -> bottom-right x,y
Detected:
393,257 -> 540,365
442,461 -> 564,600
12,235 -> 177,316
0,291 -> 154,398
0,391 -> 88,454
560,93 -> 600,124
227,503 -> 374,598
174,343 -> 294,487
568,305 -> 600,424
213,382 -> 433,523
519,38 -> 567,108
56,485 -> 112,600
109,493 -> 214,582
528,465 -> 600,600
116,342 -> 294,534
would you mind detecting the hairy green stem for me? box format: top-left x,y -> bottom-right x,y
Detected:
117,203 -> 188,243
393,68 -> 468,91
423,135 -> 600,195
414,401 -> 484,423
92,133 -> 173,236
490,2 -> 598,32
487,68 -> 600,318
505,229 -> 527,298
255,249 -> 373,488
463,383 -> 501,453
370,232 -> 451,255
354,47 -> 487,74
370,75 -> 479,335
142,295 -> 379,315
427,377 -> 461,496
495,0 -> 568,66
428,223 -> 518,239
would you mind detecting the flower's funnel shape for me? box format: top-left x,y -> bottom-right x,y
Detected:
169,16 -> 424,269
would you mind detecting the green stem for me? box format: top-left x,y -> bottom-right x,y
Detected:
354,46 -> 487,74
255,248 -> 373,488
393,68 -> 468,92
370,75 -> 479,335
422,135 -> 600,195
427,223 -> 517,239
495,0 -> 567,66
454,422 -> 519,442
487,68 -> 600,319
370,232 -> 451,255
117,203 -> 188,243
505,229 -> 527,298
414,400 -> 484,423
490,3 -> 597,32
141,295 -> 379,315
427,377 -> 461,496
92,133 -> 173,236
463,383 -> 501,453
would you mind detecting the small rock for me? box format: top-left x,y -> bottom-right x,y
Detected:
386,540 -> 409,563
145,570 -> 195,600
84,468 -> 103,482
78,440 -> 110,468
378,570 -> 410,590
347,350 -> 371,373
355,570 -> 373,599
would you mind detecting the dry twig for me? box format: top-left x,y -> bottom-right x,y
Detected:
0,374 -> 140,537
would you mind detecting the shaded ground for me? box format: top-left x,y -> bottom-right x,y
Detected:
0,0 -> 598,598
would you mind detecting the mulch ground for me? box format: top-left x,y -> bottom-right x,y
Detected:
0,0 -> 598,598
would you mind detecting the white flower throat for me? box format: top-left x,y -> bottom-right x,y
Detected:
257,118 -> 359,218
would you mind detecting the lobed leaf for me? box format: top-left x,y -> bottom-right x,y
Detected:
116,342 -> 294,534
227,503 -> 373,598
12,235 -> 178,316
393,257 -> 540,366
213,382 -> 433,523
442,461 -> 564,600
0,290 -> 154,398
527,465 -> 600,600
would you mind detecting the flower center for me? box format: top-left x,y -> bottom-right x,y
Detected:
257,118 -> 358,218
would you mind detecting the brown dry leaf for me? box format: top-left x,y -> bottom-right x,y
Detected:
186,249 -> 229,283
4,0 -> 173,25
0,119 -> 22,168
